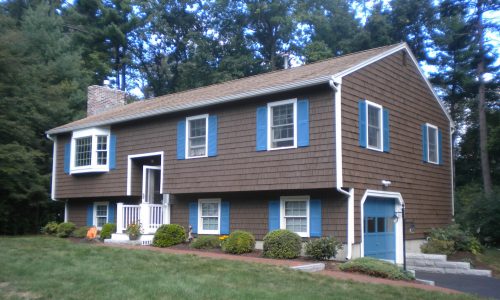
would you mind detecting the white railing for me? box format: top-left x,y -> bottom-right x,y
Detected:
116,203 -> 169,234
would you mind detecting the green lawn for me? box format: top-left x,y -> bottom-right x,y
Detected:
0,237 -> 477,300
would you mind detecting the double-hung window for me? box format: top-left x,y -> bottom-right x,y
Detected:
281,196 -> 309,237
70,127 -> 110,173
423,123 -> 441,164
268,99 -> 297,150
94,202 -> 108,229
198,199 -> 220,234
186,115 -> 208,158
366,101 -> 383,151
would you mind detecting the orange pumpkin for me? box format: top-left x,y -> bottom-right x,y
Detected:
86,226 -> 97,239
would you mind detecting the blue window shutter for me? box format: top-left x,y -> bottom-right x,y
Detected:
108,202 -> 115,224
310,199 -> 322,237
438,129 -> 443,165
64,143 -> 71,174
358,100 -> 367,148
208,115 -> 218,157
297,99 -> 309,147
256,106 -> 268,151
421,124 -> 428,162
109,135 -> 117,170
189,202 -> 198,234
86,204 -> 94,226
220,201 -> 230,234
383,109 -> 390,152
268,200 -> 280,231
177,120 -> 186,160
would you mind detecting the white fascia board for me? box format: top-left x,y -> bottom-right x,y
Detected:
333,43 -> 454,127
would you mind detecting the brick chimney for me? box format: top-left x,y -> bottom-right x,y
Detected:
87,85 -> 126,116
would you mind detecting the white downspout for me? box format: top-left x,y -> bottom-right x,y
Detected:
329,76 -> 354,260
450,125 -> 455,217
46,133 -> 57,201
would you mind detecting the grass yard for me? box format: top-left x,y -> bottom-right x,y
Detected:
476,248 -> 500,278
0,236 -> 478,300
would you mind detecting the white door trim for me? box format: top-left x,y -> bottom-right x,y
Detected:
360,190 -> 405,264
142,165 -> 161,203
127,151 -> 164,196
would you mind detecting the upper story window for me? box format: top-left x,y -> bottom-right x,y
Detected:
280,196 -> 309,237
367,102 -> 382,151
422,123 -> 441,165
186,115 -> 208,159
268,99 -> 297,150
70,127 -> 110,174
358,100 -> 390,152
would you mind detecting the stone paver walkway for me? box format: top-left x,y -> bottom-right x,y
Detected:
99,243 -> 461,295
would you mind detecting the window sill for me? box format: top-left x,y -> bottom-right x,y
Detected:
198,230 -> 220,235
185,154 -> 208,159
268,145 -> 298,151
366,145 -> 383,152
70,166 -> 109,175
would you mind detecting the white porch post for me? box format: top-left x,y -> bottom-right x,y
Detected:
140,203 -> 150,234
163,194 -> 170,225
116,203 -> 124,233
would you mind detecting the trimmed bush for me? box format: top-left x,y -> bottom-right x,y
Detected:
421,239 -> 455,255
305,237 -> 343,260
339,257 -> 414,281
421,224 -> 483,255
100,223 -> 116,240
56,222 -> 76,238
222,231 -> 255,254
41,221 -> 59,235
190,235 -> 221,249
72,226 -> 89,238
263,229 -> 301,259
153,224 -> 186,247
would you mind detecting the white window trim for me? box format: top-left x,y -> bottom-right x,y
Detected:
70,127 -> 110,174
185,114 -> 209,159
426,123 -> 439,164
267,98 -> 298,151
280,195 -> 310,238
198,198 -> 221,235
94,201 -> 109,230
365,100 -> 383,152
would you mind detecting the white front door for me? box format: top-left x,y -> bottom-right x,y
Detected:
142,165 -> 162,204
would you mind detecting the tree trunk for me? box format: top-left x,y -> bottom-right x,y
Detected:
476,0 -> 492,195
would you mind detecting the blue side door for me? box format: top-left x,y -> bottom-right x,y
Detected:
363,197 -> 396,261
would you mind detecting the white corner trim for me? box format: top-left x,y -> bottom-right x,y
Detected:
185,114 -> 209,159
127,151 -> 164,196
347,188 -> 354,260
450,125 -> 455,217
51,136 -> 57,200
333,43 -> 454,126
198,198 -> 221,235
280,195 -> 310,238
267,98 -> 298,151
64,200 -> 68,222
360,190 -> 405,264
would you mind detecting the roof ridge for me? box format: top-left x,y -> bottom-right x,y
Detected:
144,42 -> 405,104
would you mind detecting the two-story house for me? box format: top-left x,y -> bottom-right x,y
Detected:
46,42 -> 453,263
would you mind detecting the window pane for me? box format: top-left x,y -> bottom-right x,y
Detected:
286,217 -> 307,233
428,127 -> 437,162
367,105 -> 381,149
366,217 -> 376,233
97,216 -> 107,227
96,205 -> 107,217
377,217 -> 386,233
75,137 -> 92,167
201,202 -> 218,217
271,103 -> 294,148
202,217 -> 218,230
96,136 -> 107,165
285,201 -> 307,217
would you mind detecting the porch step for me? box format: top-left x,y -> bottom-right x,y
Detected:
105,234 -> 154,246
290,263 -> 325,273
407,253 -> 492,277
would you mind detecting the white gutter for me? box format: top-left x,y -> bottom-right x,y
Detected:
329,76 -> 354,260
46,133 -> 57,201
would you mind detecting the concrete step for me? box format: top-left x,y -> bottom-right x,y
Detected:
409,266 -> 492,277
407,259 -> 471,270
407,253 -> 447,262
290,263 -> 325,273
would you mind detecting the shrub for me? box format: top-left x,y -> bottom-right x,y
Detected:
339,257 -> 414,281
100,223 -> 116,240
421,224 -> 483,255
222,231 -> 255,254
56,222 -> 76,238
41,221 -> 59,235
72,226 -> 89,238
153,224 -> 186,247
305,237 -> 343,260
190,235 -> 221,249
263,229 -> 302,259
